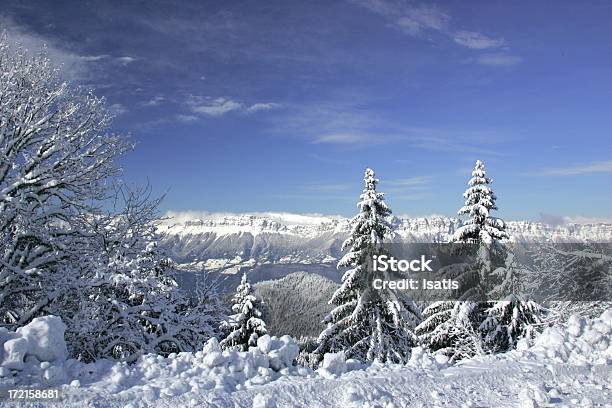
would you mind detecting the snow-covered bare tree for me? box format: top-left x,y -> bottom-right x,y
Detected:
0,34 -> 224,362
315,168 -> 420,364
451,160 -> 509,244
524,243 -> 611,329
220,273 -> 267,351
59,185 -> 224,361
0,34 -> 128,329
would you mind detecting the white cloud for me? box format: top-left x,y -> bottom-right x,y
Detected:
116,56 -> 137,65
453,31 -> 504,49
1,16 -> 91,81
562,216 -> 612,225
352,0 -> 521,65
186,96 -> 280,117
477,54 -> 523,66
108,103 -> 128,116
144,96 -> 166,106
78,54 -> 109,62
539,160 -> 612,176
539,213 -> 612,225
395,5 -> 450,35
352,0 -> 449,35
189,97 -> 244,116
175,114 -> 198,122
246,102 -> 281,113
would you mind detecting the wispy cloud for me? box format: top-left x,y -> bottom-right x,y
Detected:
351,0 -> 514,65
108,103 -> 128,116
539,213 -> 612,225
175,114 -> 198,123
186,96 -> 280,117
268,96 -> 399,145
352,0 -> 449,35
477,54 -> 523,67
313,133 -> 389,144
268,96 -> 514,154
1,16 -> 93,81
246,102 -> 281,113
188,97 -> 243,116
144,96 -> 166,106
116,56 -> 137,66
536,160 -> 612,176
78,54 -> 109,62
453,31 -> 504,49
384,175 -> 433,187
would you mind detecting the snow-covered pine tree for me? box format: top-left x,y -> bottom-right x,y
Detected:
415,300 -> 457,352
479,251 -> 542,352
314,168 -> 420,364
220,273 -> 267,351
451,160 -> 509,244
418,160 -> 522,358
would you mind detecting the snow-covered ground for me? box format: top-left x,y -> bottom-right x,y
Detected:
1,310 -> 610,407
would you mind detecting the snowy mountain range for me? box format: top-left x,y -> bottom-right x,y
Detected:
160,212 -> 612,283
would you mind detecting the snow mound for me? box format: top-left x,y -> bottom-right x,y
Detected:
408,346 -> 450,370
317,351 -> 346,378
1,324 -> 310,403
0,316 -> 67,372
518,309 -> 612,365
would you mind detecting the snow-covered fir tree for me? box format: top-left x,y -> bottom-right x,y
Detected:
315,168 -> 420,364
419,161 -> 541,358
220,273 -> 267,351
451,160 -> 509,244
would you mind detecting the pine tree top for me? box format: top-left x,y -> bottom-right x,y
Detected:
452,160 -> 509,244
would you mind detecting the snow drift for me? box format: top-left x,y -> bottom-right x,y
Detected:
0,310 -> 610,406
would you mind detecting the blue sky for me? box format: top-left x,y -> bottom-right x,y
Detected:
2,0 -> 611,221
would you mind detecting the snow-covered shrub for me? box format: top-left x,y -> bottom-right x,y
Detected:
295,336 -> 319,369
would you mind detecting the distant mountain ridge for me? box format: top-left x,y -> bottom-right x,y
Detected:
160,212 -> 612,270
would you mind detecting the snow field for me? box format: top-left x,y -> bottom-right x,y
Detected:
0,310 -> 610,407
